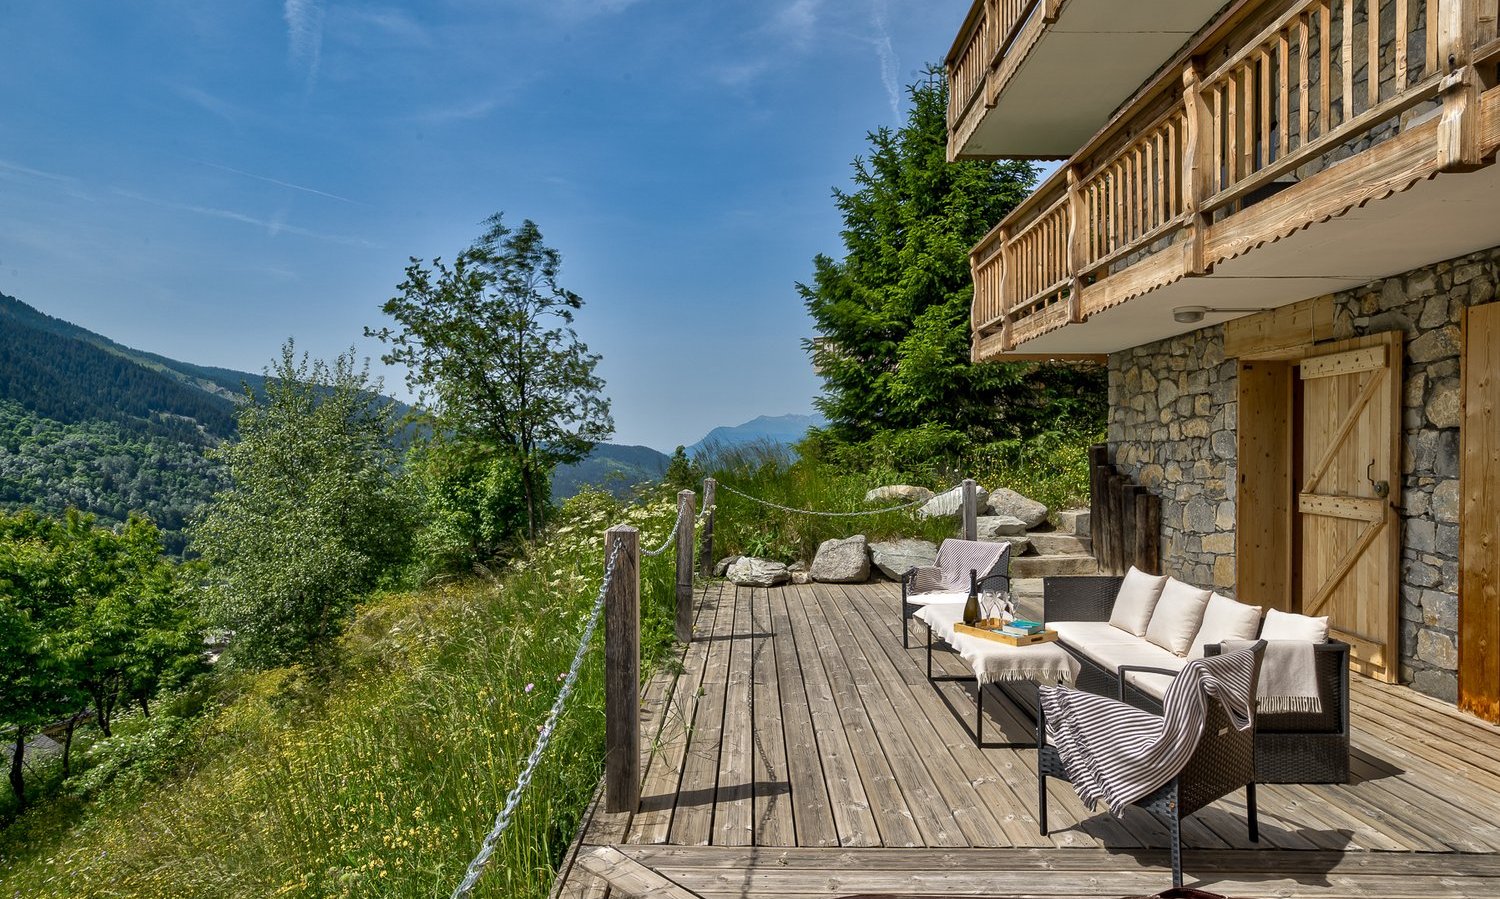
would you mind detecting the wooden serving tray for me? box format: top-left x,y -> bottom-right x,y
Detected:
954,622 -> 1059,647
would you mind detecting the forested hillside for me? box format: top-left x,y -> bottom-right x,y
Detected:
0,293 -> 253,551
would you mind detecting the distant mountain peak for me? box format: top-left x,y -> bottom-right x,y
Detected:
686,412 -> 825,458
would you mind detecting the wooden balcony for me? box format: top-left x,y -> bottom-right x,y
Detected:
970,0 -> 1500,361
945,0 -> 1230,159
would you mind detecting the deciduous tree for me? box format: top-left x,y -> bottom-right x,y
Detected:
192,344 -> 413,668
369,214 -> 613,540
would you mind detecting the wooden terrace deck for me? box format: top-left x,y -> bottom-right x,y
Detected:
550,580 -> 1500,898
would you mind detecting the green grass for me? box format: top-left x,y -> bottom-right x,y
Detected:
0,488 -> 684,899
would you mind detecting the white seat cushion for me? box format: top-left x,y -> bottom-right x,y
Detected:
1259,608 -> 1329,643
1123,669 -> 1178,700
1049,620 -> 1142,650
1074,639 -> 1186,680
906,591 -> 968,607
1144,578 -> 1213,657
1107,566 -> 1169,636
1188,593 -> 1264,658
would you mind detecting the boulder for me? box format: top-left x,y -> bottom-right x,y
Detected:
713,555 -> 741,577
865,484 -> 934,505
810,535 -> 871,583
726,557 -> 790,587
869,538 -> 939,579
918,484 -> 989,519
791,571 -> 813,585
987,535 -> 1032,556
986,487 -> 1048,529
788,560 -> 808,573
975,515 -> 1027,539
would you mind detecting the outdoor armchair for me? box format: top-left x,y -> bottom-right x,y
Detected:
899,538 -> 1010,648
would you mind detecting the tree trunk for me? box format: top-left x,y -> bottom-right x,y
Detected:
62,710 -> 84,779
520,463 -> 537,540
139,694 -> 150,718
92,691 -> 112,738
9,729 -> 26,809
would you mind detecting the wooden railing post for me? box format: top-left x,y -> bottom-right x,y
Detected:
998,227 -> 1015,351
675,489 -> 695,644
698,477 -> 717,578
1065,166 -> 1087,322
962,478 -> 979,541
604,524 -> 640,814
1437,0 -> 1484,169
1182,63 -> 1213,275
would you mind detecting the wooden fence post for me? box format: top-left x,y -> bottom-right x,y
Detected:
1135,491 -> 1162,576
604,524 -> 640,814
675,489 -> 695,644
1106,474 -> 1127,575
1089,444 -> 1109,560
962,478 -> 979,541
698,478 -> 716,578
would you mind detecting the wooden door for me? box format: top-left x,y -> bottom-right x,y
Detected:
1461,303 -> 1500,721
1297,332 -> 1403,682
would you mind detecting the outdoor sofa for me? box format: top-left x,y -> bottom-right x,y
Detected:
1028,570 -> 1350,784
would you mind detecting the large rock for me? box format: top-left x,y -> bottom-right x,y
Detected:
869,538 -> 938,579
975,515 -> 1027,539
986,487 -> 1049,529
713,555 -> 741,577
865,484 -> 934,505
986,535 -> 1032,556
726,557 -> 790,587
918,484 -> 989,519
810,535 -> 870,583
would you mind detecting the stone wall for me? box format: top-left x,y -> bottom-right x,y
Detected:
1107,326 -> 1239,592
1106,245 -> 1500,703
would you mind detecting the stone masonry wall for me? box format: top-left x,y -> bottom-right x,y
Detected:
1107,246 -> 1500,703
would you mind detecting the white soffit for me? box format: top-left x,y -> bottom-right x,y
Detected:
960,0 -> 1225,158
1006,165 -> 1500,356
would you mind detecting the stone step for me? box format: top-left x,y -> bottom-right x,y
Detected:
1057,508 -> 1091,537
1027,533 -> 1092,555
1011,553 -> 1102,578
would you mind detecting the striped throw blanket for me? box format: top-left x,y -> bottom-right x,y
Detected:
1040,645 -> 1259,815
908,539 -> 1009,595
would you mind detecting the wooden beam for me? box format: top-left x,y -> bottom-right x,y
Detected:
605,525 -> 641,814
1298,493 -> 1387,522
578,846 -> 704,899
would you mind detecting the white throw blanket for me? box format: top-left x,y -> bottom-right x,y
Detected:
1040,645 -> 1258,815
1225,639 -> 1323,714
918,604 -> 1079,686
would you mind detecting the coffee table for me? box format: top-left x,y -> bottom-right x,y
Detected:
914,603 -> 1079,748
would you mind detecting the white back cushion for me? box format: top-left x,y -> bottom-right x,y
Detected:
1189,593 -> 1264,658
1107,567 -> 1169,637
1145,578 -> 1213,656
1259,608 -> 1330,643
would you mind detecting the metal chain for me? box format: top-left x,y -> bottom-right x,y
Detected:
641,503 -> 687,557
715,480 -> 956,517
451,536 -> 624,899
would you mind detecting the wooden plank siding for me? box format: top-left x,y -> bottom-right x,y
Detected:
553,579 -> 1500,898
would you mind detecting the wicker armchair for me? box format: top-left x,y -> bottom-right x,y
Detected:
1037,641 -> 1267,889
899,539 -> 1011,648
1042,575 -> 1351,784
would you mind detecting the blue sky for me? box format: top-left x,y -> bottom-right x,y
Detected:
0,1 -> 972,451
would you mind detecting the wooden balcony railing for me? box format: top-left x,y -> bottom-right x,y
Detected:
971,0 -> 1500,357
947,0 -> 1041,131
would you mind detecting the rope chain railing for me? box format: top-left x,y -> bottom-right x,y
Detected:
450,536 -> 624,899
714,479 -> 961,517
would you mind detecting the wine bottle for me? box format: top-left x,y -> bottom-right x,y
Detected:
963,568 -> 980,626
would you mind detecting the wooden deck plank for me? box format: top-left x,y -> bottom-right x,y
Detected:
668,581 -> 738,846
711,583 -> 756,846
783,583 -> 925,847
748,587 -> 796,846
805,582 -> 974,847
765,586 -> 840,847
631,583 -> 728,845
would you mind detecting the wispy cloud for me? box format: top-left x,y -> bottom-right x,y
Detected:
113,188 -> 374,247
413,96 -> 505,125
767,0 -> 822,50
868,0 -> 899,118
172,84 -> 245,124
284,0 -> 325,89
0,158 -> 80,186
338,7 -> 432,47
194,160 -> 362,205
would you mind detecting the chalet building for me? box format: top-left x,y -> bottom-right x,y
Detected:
949,0 -> 1500,716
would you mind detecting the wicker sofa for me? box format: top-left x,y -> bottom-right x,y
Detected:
1038,574 -> 1350,784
